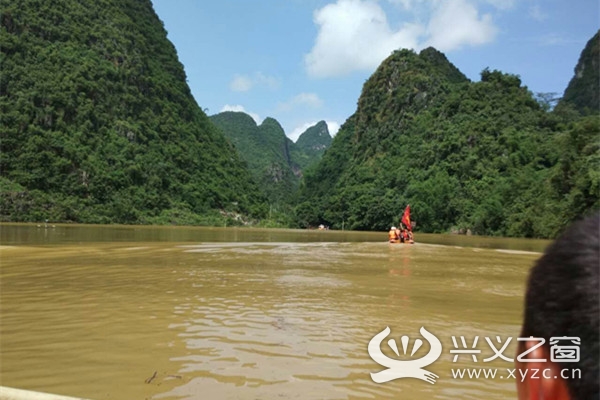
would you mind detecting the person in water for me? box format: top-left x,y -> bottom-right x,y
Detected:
517,213 -> 599,400
388,227 -> 399,243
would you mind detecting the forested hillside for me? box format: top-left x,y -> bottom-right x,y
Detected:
561,31 -> 599,114
1,0 -> 595,236
211,112 -> 332,204
0,0 -> 266,224
290,121 -> 332,171
297,43 -> 599,238
210,112 -> 298,206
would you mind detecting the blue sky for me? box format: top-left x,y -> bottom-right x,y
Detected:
150,0 -> 598,141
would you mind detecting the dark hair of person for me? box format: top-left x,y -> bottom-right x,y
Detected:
521,213 -> 599,399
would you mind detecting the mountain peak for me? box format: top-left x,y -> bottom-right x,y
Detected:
259,117 -> 288,141
561,30 -> 599,114
218,111 -> 258,127
296,121 -> 331,151
419,47 -> 469,84
261,116 -> 282,126
354,47 -> 468,140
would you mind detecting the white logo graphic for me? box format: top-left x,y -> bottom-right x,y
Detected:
368,326 -> 442,384
550,337 -> 581,362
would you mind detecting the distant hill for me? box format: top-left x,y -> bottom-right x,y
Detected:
211,113 -> 332,204
560,30 -> 599,114
210,112 -> 298,205
296,45 -> 599,238
0,0 -> 265,224
290,121 -> 332,171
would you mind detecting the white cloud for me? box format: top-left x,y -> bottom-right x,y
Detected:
288,120 -> 340,142
425,0 -> 498,52
483,0 -> 515,11
229,72 -> 280,92
229,74 -> 253,92
529,5 -> 547,21
255,72 -> 281,89
305,0 -> 423,78
386,0 -> 417,10
220,104 -> 262,125
305,0 -> 499,78
326,121 -> 340,136
278,92 -> 324,111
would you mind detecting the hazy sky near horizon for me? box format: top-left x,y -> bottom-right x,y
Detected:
150,0 -> 598,141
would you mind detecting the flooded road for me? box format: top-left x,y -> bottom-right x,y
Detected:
0,224 -> 548,399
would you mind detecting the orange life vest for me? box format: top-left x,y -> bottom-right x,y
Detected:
388,230 -> 397,241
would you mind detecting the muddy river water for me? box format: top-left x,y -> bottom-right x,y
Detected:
0,224 -> 550,399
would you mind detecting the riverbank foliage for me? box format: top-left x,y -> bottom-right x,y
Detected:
1,0 -> 266,224
297,38 -> 599,238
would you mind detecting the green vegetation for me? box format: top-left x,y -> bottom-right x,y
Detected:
290,120 -> 332,171
297,43 -> 599,238
0,0 -> 266,224
1,0 -> 595,238
210,112 -> 298,208
561,31 -> 599,115
211,112 -> 331,208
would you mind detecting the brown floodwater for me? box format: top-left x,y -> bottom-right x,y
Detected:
0,224 -> 550,399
